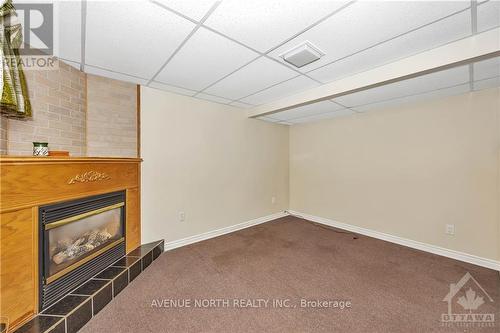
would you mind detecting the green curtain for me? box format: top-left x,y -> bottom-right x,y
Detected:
0,0 -> 32,118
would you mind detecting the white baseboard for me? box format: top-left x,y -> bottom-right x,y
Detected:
163,210 -> 499,271
287,210 -> 500,271
164,211 -> 288,251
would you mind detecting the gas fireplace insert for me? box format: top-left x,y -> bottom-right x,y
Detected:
39,191 -> 126,310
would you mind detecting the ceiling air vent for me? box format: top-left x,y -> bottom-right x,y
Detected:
279,41 -> 324,68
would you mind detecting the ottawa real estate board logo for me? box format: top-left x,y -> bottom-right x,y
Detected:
441,272 -> 495,328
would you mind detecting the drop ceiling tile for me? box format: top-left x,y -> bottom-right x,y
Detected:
477,0 -> 500,33
308,10 -> 471,83
53,0 -> 81,63
149,81 -> 197,96
86,1 -> 195,79
196,93 -> 232,104
239,75 -> 320,105
271,101 -> 345,121
289,109 -> 355,124
269,1 -> 469,73
335,65 -> 469,107
473,76 -> 500,91
229,101 -> 255,108
473,57 -> 500,81
204,57 -> 297,100
203,0 -> 349,52
352,83 -> 470,112
153,0 -> 216,21
155,27 -> 259,91
257,116 -> 281,123
85,66 -> 149,85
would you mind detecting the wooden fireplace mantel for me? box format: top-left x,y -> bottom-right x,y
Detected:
0,156 -> 142,331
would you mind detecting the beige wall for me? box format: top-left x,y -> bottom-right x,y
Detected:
87,74 -> 137,157
289,88 -> 500,261
5,60 -> 87,156
140,87 -> 289,244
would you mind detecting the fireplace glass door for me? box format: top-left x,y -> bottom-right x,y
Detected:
44,203 -> 124,283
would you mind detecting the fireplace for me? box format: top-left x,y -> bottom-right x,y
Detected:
39,191 -> 126,310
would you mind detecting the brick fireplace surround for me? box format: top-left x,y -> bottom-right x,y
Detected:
0,156 -> 148,332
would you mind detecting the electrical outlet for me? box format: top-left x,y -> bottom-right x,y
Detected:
179,211 -> 186,222
271,196 -> 276,204
445,224 -> 455,235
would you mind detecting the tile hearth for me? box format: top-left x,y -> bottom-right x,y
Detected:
14,240 -> 164,333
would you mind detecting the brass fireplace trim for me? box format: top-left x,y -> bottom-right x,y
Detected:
46,237 -> 125,284
44,202 -> 125,230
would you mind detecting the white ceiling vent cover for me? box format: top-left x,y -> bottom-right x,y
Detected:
280,41 -> 325,68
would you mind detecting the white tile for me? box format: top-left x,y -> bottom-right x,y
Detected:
473,57 -> 500,81
86,1 -> 195,79
155,27 -> 259,91
239,75 -> 319,105
269,1 -> 469,73
204,0 -> 349,52
473,76 -> 500,91
477,0 -> 500,33
289,109 -> 355,124
229,101 -> 255,108
196,93 -> 232,104
352,84 -> 471,112
308,10 -> 471,83
204,57 -> 297,100
149,81 -> 197,96
53,0 -> 81,63
335,66 -> 469,107
153,0 -> 216,21
257,116 -> 281,123
271,101 -> 345,121
85,65 -> 149,85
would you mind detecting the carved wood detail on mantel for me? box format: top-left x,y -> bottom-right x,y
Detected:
67,171 -> 111,184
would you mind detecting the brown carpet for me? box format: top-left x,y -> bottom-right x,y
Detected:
81,216 -> 499,332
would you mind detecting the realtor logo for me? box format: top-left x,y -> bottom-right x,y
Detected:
14,2 -> 53,56
2,1 -> 57,70
441,272 -> 495,328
